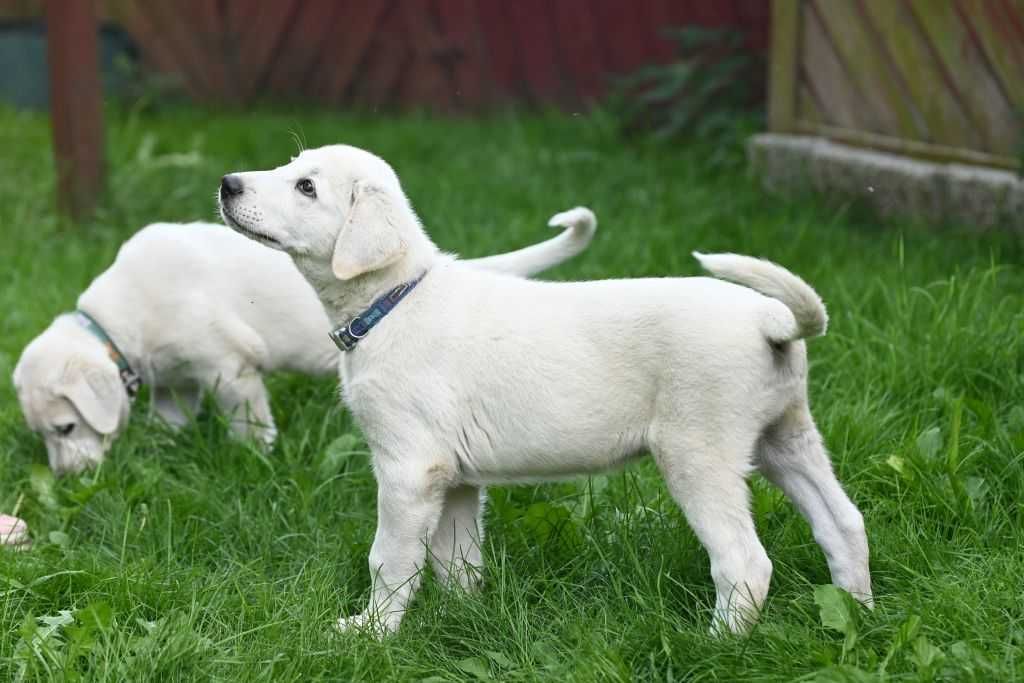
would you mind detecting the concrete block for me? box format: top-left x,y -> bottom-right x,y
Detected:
748,132 -> 1024,232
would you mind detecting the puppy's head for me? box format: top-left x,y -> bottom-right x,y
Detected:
218,144 -> 425,281
13,319 -> 130,475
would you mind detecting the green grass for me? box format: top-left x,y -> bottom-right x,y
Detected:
1,104 -> 1023,682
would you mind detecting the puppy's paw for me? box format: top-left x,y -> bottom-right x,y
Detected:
335,611 -> 399,638
852,589 -> 875,611
0,515 -> 30,550
336,612 -> 371,633
547,207 -> 597,239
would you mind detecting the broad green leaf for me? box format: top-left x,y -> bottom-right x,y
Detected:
965,477 -> 988,507
30,465 -> 59,512
76,601 -> 112,632
48,531 -> 70,548
916,427 -> 943,460
455,656 -> 491,680
813,585 -> 859,654
885,455 -> 906,475
1007,405 -> 1024,433
485,650 -> 514,669
910,636 -> 943,670
318,433 -> 363,478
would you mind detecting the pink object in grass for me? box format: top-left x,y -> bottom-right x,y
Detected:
0,514 -> 29,547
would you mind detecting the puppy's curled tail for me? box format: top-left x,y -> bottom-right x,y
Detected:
693,252 -> 828,342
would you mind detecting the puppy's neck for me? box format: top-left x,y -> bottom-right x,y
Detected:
70,293 -> 146,380
295,244 -> 440,328
52,313 -> 139,382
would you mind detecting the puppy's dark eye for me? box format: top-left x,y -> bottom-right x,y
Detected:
55,423 -> 75,436
296,178 -> 316,198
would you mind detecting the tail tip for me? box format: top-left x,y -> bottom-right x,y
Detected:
548,206 -> 597,235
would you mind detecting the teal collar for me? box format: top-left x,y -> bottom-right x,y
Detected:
74,311 -> 142,398
328,272 -> 427,352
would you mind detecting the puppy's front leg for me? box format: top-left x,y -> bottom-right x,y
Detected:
428,485 -> 485,590
151,385 -> 200,429
208,370 -> 277,447
338,459 -> 450,635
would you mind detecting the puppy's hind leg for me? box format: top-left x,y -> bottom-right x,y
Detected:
428,485 -> 485,591
652,425 -> 773,636
151,385 -> 200,429
756,405 -> 872,606
209,370 -> 278,448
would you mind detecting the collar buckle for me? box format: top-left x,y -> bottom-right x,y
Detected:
75,310 -> 142,400
328,273 -> 426,352
328,325 -> 359,352
121,369 -> 142,398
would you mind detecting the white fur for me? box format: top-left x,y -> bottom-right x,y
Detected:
13,214 -> 597,475
220,144 -> 872,636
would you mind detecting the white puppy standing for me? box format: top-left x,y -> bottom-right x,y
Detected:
13,215 -> 596,475
219,145 -> 872,635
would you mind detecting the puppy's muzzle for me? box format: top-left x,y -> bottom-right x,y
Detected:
220,174 -> 244,200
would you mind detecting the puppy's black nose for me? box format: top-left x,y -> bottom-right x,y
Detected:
220,174 -> 244,197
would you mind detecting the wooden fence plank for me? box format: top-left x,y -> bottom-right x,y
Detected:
813,0 -> 918,138
229,0 -> 301,101
592,0 -> 650,76
550,0 -> 607,102
857,0 -> 975,148
966,0 -> 1024,107
314,0 -> 388,103
906,0 -> 1002,152
397,1 -> 452,110
45,0 -> 104,218
643,0 -> 676,62
505,0 -> 563,102
801,1 -> 866,132
264,0 -> 341,98
475,2 -> 524,102
19,0 -> 773,113
769,0 -> 800,132
954,1 -> 1022,154
177,0 -> 230,98
436,0 -> 488,108
114,2 -> 205,99
348,4 -> 407,107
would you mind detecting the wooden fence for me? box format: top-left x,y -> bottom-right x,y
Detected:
769,0 -> 1024,170
2,0 -> 769,109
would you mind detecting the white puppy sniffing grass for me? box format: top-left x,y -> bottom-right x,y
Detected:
13,216 -> 597,476
218,144 -> 872,636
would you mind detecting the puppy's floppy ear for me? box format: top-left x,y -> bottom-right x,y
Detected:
332,181 -> 412,280
59,370 -> 123,435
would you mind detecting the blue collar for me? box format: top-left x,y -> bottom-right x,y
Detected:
74,310 -> 142,398
328,273 -> 427,352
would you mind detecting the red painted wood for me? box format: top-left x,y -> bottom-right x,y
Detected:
436,0 -> 488,107
592,0 -> 652,75
505,0 -> 563,102
227,0 -> 301,101
133,1 -> 220,98
179,0 -> 231,97
29,0 -> 770,110
116,3 -> 204,99
550,0 -> 607,102
349,4 -> 408,107
475,2 -> 524,102
397,1 -> 452,110
45,0 -> 104,218
643,0 -> 679,62
264,0 -> 343,97
733,0 -> 770,52
316,0 -> 388,103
